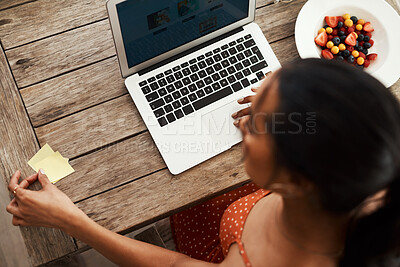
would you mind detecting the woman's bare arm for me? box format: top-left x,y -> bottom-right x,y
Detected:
6,170 -> 220,267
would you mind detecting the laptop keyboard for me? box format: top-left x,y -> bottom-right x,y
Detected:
138,34 -> 269,127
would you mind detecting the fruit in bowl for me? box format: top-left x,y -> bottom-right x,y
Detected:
295,0 -> 400,88
314,14 -> 378,68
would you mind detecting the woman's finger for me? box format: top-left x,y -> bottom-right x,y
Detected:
37,169 -> 51,188
14,187 -> 31,202
232,107 -> 251,119
237,95 -> 255,105
12,216 -> 28,227
6,201 -> 23,218
18,173 -> 38,189
234,116 -> 250,136
8,170 -> 21,192
9,197 -> 17,206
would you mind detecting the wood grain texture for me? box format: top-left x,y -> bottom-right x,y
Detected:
0,0 -> 271,49
6,19 -> 115,88
20,56 -> 126,127
0,46 -> 76,266
270,35 -> 299,65
0,0 -> 32,11
390,81 -> 400,99
35,94 -> 146,159
0,0 -> 107,49
0,176 -> 30,267
256,0 -> 274,8
255,0 -> 306,43
9,1 -> 301,89
75,144 -> 249,248
57,132 -> 165,203
0,0 -> 271,50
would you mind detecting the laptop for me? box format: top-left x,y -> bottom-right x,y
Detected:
106,0 -> 281,174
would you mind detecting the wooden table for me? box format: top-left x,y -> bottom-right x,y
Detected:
0,0 -> 398,266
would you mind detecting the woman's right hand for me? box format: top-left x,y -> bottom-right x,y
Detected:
231,87 -> 258,127
6,170 -> 87,234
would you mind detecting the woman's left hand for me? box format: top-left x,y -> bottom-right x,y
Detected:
6,170 -> 85,231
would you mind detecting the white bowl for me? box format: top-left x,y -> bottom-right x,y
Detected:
295,0 -> 400,88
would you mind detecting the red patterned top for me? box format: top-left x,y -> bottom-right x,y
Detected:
219,188 -> 271,266
170,183 -> 271,266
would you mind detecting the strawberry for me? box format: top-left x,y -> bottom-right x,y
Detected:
363,22 -> 374,32
367,53 -> 378,61
364,32 -> 372,38
347,46 -> 355,52
322,49 -> 334,59
332,29 -> 338,36
347,25 -> 355,34
315,31 -> 328,47
368,39 -> 374,47
359,52 -> 366,59
345,32 -> 357,46
325,16 -> 339,28
364,59 -> 371,68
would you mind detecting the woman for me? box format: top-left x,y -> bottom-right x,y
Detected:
7,59 -> 400,266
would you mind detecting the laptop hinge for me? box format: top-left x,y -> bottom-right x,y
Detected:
138,26 -> 244,76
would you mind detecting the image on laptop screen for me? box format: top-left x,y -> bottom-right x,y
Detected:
116,0 -> 249,68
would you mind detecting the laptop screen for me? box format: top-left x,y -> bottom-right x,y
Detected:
116,0 -> 249,69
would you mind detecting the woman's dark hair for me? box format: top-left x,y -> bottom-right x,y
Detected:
263,59 -> 400,266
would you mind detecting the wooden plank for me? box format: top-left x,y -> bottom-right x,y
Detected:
20,56 -> 126,127
0,0 -> 271,50
255,0 -> 307,43
0,0 -> 32,11
270,35 -> 299,65
0,179 -> 30,267
75,144 -> 249,248
256,0 -> 275,8
390,81 -> 400,99
57,132 -> 165,203
9,1 -> 302,89
35,94 -> 146,159
0,46 -> 76,266
6,19 -> 115,88
0,0 -> 107,49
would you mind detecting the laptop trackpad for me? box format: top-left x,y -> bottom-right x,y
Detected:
201,99 -> 244,150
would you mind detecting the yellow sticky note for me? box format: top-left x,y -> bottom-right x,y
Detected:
28,144 -> 75,183
28,143 -> 54,171
34,151 -> 75,184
